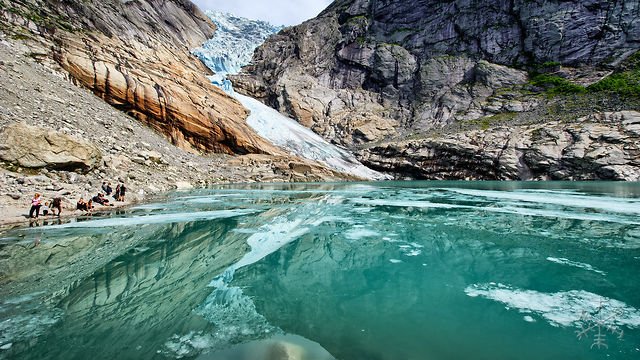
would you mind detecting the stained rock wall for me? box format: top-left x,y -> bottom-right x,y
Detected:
0,0 -> 279,155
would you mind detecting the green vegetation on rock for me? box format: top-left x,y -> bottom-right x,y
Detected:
587,52 -> 640,96
529,74 -> 586,96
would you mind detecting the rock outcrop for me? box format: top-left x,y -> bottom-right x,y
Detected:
233,0 -> 640,179
359,111 -> 640,181
0,0 -> 279,155
0,123 -> 102,171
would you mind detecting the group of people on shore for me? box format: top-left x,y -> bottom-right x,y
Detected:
28,193 -> 62,219
76,181 -> 127,212
28,180 -> 128,218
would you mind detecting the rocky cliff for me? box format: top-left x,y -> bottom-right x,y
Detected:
234,0 -> 640,180
0,0 -> 278,155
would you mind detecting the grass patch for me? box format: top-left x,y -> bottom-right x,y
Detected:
587,52 -> 640,96
529,74 -> 586,96
468,112 -> 518,130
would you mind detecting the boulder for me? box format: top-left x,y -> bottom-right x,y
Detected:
0,123 -> 102,172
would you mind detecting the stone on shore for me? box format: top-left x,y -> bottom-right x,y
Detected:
0,123 -> 102,172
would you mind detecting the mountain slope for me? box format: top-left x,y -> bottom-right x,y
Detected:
0,0 -> 279,155
233,0 -> 640,180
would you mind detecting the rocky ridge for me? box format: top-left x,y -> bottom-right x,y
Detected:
360,111 -> 640,181
234,0 -> 640,180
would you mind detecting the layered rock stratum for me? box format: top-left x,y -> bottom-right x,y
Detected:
234,0 -> 640,180
0,0 -> 279,155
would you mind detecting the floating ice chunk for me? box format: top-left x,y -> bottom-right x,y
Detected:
403,249 -> 422,256
389,259 -> 403,264
465,283 -> 640,329
523,316 -> 536,323
344,228 -> 380,240
546,257 -> 606,275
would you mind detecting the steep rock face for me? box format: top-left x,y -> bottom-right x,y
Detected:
0,123 -> 102,171
359,111 -> 640,181
233,0 -> 640,145
0,0 -> 279,155
233,0 -> 640,179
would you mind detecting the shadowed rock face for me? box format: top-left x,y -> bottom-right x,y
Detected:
0,0 -> 280,155
233,0 -> 640,180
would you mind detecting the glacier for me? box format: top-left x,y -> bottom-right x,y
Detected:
194,11 -> 387,180
192,11 -> 282,78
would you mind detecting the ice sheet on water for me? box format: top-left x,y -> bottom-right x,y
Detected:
446,188 -> 640,215
34,209 -> 259,229
350,194 -> 640,225
465,283 -> 640,329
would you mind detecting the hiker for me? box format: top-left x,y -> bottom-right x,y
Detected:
114,184 -> 121,200
118,183 -> 127,202
51,197 -> 62,216
41,201 -> 50,216
29,193 -> 43,218
105,182 -> 113,196
93,193 -> 112,206
101,181 -> 109,194
76,198 -> 88,211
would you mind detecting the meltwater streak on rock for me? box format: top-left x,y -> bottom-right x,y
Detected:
465,283 -> 640,329
234,93 -> 387,180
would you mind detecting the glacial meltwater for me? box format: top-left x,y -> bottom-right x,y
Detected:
1,182 -> 640,360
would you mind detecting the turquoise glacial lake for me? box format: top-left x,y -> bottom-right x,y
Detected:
1,181 -> 639,359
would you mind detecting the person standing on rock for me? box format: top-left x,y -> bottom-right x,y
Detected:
29,193 -> 43,218
52,197 -> 62,216
118,183 -> 127,202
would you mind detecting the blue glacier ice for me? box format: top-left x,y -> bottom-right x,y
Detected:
192,11 -> 282,79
